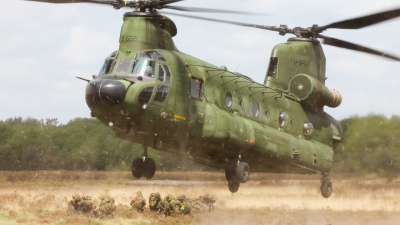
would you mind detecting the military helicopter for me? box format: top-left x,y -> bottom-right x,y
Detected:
26,0 -> 400,198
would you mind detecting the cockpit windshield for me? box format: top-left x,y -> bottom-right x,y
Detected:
99,59 -> 116,75
99,50 -> 118,75
131,60 -> 156,78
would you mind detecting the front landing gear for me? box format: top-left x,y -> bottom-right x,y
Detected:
225,157 -> 250,193
320,173 -> 332,198
131,146 -> 156,179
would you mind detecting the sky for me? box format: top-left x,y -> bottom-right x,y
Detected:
0,0 -> 400,124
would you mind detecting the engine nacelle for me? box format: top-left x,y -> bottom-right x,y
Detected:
289,74 -> 342,108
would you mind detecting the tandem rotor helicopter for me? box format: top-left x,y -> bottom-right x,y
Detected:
26,0 -> 400,198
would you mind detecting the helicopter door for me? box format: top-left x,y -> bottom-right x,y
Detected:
188,76 -> 206,138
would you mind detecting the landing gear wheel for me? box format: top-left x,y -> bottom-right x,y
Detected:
320,179 -> 332,198
131,158 -> 144,178
143,158 -> 156,179
236,161 -> 250,183
225,160 -> 237,182
228,181 -> 240,193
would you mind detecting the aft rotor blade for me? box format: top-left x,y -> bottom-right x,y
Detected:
318,34 -> 400,61
162,12 -> 278,32
163,5 -> 261,15
316,7 -> 400,31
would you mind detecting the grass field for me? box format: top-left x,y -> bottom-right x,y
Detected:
0,171 -> 400,225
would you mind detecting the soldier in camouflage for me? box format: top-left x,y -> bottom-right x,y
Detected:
149,192 -> 161,211
159,194 -> 174,216
68,194 -> 94,213
130,191 -> 146,212
94,194 -> 116,218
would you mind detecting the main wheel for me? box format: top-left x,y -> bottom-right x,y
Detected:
131,158 -> 144,178
143,158 -> 156,179
225,160 -> 237,182
320,179 -> 333,198
236,161 -> 250,183
228,181 -> 240,193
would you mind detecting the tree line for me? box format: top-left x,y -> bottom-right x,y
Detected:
0,115 -> 399,173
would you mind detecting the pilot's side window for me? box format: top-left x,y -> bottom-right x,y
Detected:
190,77 -> 203,99
158,65 -> 171,82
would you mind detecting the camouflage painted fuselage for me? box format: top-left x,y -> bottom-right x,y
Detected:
85,12 -> 343,174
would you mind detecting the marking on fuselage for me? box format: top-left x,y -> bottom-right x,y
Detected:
255,128 -> 290,144
174,115 -> 187,121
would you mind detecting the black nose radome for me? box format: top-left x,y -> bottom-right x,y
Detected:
86,79 -> 126,105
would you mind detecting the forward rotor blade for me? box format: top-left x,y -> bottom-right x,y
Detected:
163,5 -> 261,15
318,34 -> 400,61
162,12 -> 278,32
25,0 -> 113,4
316,7 -> 400,31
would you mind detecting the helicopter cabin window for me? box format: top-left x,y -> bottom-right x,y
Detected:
131,60 -> 156,78
138,87 -> 154,109
267,57 -> 279,77
154,85 -> 169,103
225,91 -> 233,108
115,59 -> 132,75
158,65 -> 171,82
252,101 -> 260,118
190,77 -> 203,99
139,51 -> 166,61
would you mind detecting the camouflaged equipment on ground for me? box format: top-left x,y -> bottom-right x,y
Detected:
94,194 -> 116,218
68,194 -> 94,213
130,191 -> 146,212
149,192 -> 161,211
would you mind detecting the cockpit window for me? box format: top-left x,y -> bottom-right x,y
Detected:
139,51 -> 166,61
131,60 -> 156,78
154,85 -> 169,103
99,59 -> 117,75
115,59 -> 132,75
108,50 -> 118,58
138,87 -> 154,108
98,50 -> 118,75
158,65 -> 171,82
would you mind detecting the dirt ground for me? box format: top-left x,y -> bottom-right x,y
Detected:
0,171 -> 400,225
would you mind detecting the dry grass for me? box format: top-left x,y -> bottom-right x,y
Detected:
0,171 -> 400,224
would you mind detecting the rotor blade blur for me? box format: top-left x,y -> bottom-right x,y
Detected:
316,7 -> 400,31
24,0 -> 113,4
162,12 -> 278,32
318,34 -> 400,61
163,5 -> 261,15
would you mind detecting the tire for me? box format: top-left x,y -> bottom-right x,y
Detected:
228,181 -> 240,193
143,158 -> 156,179
225,160 -> 237,182
236,161 -> 250,183
320,179 -> 333,198
131,158 -> 144,178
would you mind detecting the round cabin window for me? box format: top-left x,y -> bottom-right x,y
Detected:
225,91 -> 233,108
252,101 -> 260,118
303,122 -> 314,136
279,111 -> 289,127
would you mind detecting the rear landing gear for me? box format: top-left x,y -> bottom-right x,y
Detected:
131,145 -> 156,179
225,156 -> 250,193
320,173 -> 332,198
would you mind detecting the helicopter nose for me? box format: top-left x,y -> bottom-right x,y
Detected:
86,79 -> 126,105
